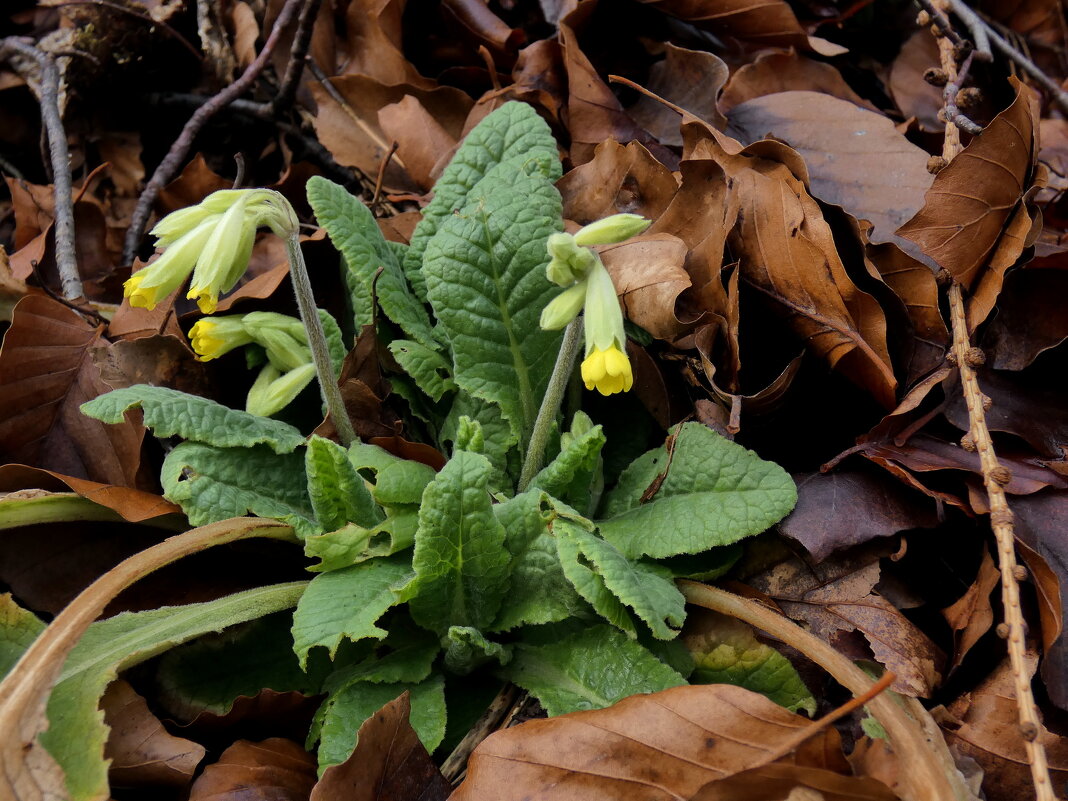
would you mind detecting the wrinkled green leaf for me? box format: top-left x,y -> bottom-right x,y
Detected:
444,626 -> 512,674
389,339 -> 456,402
306,435 -> 382,533
303,507 -> 418,572
531,416 -> 605,516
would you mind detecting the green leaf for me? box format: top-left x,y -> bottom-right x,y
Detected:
318,308 -> 347,376
661,543 -> 744,581
489,491 -> 586,632
0,593 -> 44,678
444,626 -> 512,674
373,463 -> 437,508
424,168 -> 564,448
409,451 -> 510,634
598,422 -> 797,558
389,339 -> 456,402
404,101 -> 561,301
303,508 -> 418,571
161,442 -> 314,527
41,582 -> 307,801
442,394 -> 517,486
531,418 -> 605,515
504,624 -> 685,717
154,612 -> 330,719
686,615 -> 815,715
306,435 -> 383,533
322,628 -> 440,692
307,176 -> 437,346
81,385 -> 305,453
554,518 -> 635,637
315,674 -> 446,771
556,520 -> 685,640
291,554 -> 413,668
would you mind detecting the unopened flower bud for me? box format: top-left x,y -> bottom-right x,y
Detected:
573,213 -> 651,246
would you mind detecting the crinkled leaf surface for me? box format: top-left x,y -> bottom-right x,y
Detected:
291,554 -> 414,668
444,626 -> 512,674
305,435 -> 382,533
504,624 -> 685,716
531,422 -> 605,515
388,339 -> 456,402
424,168 -> 563,447
81,385 -> 306,453
409,450 -> 510,634
161,442 -> 314,527
598,423 -> 797,559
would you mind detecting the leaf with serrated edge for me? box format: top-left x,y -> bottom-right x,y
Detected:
291,554 -> 413,668
388,339 -> 456,402
424,168 -> 563,447
303,507 -> 418,572
305,435 -> 382,533
598,422 -> 796,559
315,674 -> 446,772
531,422 -> 605,515
161,442 -> 314,527
404,102 -> 562,300
81,385 -> 305,453
505,624 -> 685,717
308,177 -> 437,344
409,451 -> 510,635
557,521 -> 685,640
39,582 -> 307,801
444,626 -> 512,674
0,593 -> 44,679
554,518 -> 637,637
322,629 -> 440,694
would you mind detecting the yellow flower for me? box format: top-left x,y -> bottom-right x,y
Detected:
124,217 -> 217,310
188,316 -> 253,361
581,344 -> 633,395
246,362 -> 317,417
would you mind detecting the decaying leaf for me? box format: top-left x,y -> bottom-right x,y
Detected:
188,738 -> 317,801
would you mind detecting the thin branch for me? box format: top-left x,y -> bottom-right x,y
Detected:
944,0 -> 991,59
915,0 -> 966,47
271,0 -> 323,115
943,50 -> 983,135
0,38 -> 82,300
440,684 -> 519,782
122,0 -> 303,265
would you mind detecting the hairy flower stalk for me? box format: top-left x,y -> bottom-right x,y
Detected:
129,189 -> 355,443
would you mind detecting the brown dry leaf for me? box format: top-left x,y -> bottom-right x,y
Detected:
558,140 -> 678,224
745,548 -> 945,696
338,0 -> 434,87
887,31 -> 944,132
897,78 -> 1040,290
0,464 -> 179,522
378,95 -> 458,190
984,266 -> 1068,369
309,77 -> 472,190
720,49 -> 877,114
943,653 -> 1068,800
692,763 -> 898,801
441,0 -> 524,55
981,0 -> 1065,48
599,233 -> 691,340
453,684 -> 873,801
498,39 -> 568,123
0,246 -> 28,322
230,1 -> 259,69
0,295 -> 145,486
103,679 -> 205,789
309,693 -> 450,801
941,548 -> 999,670
157,155 -> 231,214
780,468 -> 938,561
188,738 -> 317,801
627,43 -> 728,146
726,90 -> 934,255
92,335 -> 206,397
634,0 -> 811,49
95,131 -> 145,197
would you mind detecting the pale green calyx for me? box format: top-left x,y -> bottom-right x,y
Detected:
573,213 -> 652,247
539,281 -> 587,330
546,233 -> 597,286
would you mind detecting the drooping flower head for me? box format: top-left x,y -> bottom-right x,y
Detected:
539,214 -> 650,396
124,189 -> 299,314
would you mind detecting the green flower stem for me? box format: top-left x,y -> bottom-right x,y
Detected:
518,317 -> 584,492
285,234 -> 357,446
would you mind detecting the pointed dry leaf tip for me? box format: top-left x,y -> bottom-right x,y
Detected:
125,188 -> 299,313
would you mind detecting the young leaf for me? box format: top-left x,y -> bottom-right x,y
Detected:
424,168 -> 564,448
556,520 -> 686,640
408,451 -> 511,635
388,339 -> 456,402
305,435 -> 382,533
504,624 -> 686,717
303,509 -> 418,572
81,385 -> 306,453
291,554 -> 413,668
444,626 -> 512,674
161,442 -> 314,527
314,674 -> 446,771
530,418 -> 606,514
490,491 -> 587,632
0,593 -> 44,678
322,628 -> 440,693
598,422 -> 797,559
442,394 -> 518,485
307,176 -> 437,346
404,101 -> 562,300
40,582 -> 307,801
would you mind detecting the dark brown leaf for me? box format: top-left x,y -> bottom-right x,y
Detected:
887,31 -> 944,132
188,738 -> 317,801
720,50 -> 878,114
634,0 -> 811,49
627,43 -> 728,145
378,95 -> 458,191
942,548 -> 1000,670
558,139 -> 679,224
984,266 -> 1068,370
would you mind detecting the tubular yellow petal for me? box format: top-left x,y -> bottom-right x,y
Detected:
581,345 -> 632,396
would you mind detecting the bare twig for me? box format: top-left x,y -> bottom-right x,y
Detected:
915,0 -> 966,47
441,684 -> 519,782
943,0 -> 991,59
271,0 -> 323,115
929,5 -> 1056,799
371,141 -> 399,208
122,0 -> 303,265
0,38 -> 82,300
943,50 -> 983,135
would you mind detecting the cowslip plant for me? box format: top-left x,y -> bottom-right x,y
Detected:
74,101 -> 799,780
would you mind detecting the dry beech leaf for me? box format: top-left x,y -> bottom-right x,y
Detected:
897,77 -> 1040,290
634,0 -> 811,49
887,31 -> 944,132
188,738 -> 317,801
981,0 -> 1065,48
599,233 -> 691,340
103,680 -> 205,789
941,548 -> 999,670
984,267 -> 1068,370
453,684 -> 892,801
726,90 -> 934,256
691,763 -> 897,801
720,49 -> 878,114
309,692 -> 450,801
0,295 -> 145,487
337,0 -> 434,88
627,43 -> 728,145
378,95 -> 458,191
0,464 -> 179,522
558,140 -> 678,224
